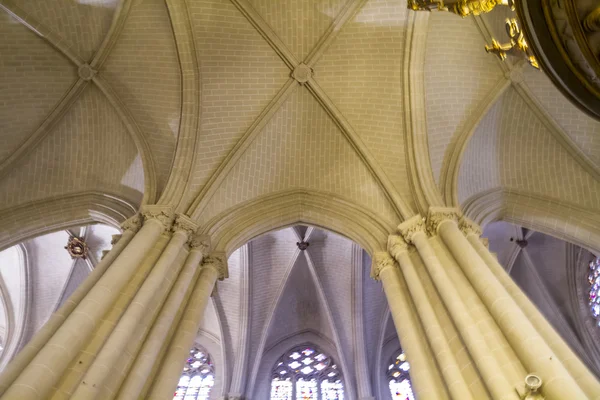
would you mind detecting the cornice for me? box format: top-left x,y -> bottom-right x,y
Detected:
397,214 -> 426,244
202,252 -> 228,280
426,207 -> 461,236
141,205 -> 175,232
370,251 -> 396,280
120,214 -> 142,233
387,235 -> 409,261
459,216 -> 482,237
172,213 -> 199,237
188,234 -> 211,254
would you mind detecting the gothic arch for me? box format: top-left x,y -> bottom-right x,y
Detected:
0,191 -> 136,252
198,190 -> 394,256
462,188 -> 600,254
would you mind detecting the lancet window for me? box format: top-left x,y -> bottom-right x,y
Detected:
173,345 -> 215,400
588,257 -> 600,325
270,345 -> 344,400
387,348 -> 415,400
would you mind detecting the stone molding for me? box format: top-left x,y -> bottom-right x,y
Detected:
397,214 -> 426,244
370,251 -> 396,280
202,252 -> 228,280
188,234 -> 211,253
120,214 -> 142,233
141,205 -> 175,232
426,207 -> 460,236
459,216 -> 482,237
387,235 -> 409,261
172,213 -> 199,237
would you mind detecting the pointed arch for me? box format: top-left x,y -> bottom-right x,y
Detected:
199,189 -> 393,256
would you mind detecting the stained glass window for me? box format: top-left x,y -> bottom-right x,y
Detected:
387,348 -> 415,400
588,257 -> 600,325
270,345 -> 344,400
173,345 -> 215,400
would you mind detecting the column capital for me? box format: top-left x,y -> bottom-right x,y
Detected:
141,205 -> 175,233
172,213 -> 199,237
189,234 -> 211,254
120,214 -> 142,233
397,214 -> 426,244
202,252 -> 228,280
371,251 -> 396,280
387,235 -> 409,260
426,207 -> 461,235
459,217 -> 482,237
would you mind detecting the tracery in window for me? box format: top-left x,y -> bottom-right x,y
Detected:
173,345 -> 214,400
270,345 -> 344,400
387,348 -> 415,400
589,257 -> 600,325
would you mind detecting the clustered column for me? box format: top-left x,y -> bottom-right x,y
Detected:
373,207 -> 600,400
0,205 -> 228,400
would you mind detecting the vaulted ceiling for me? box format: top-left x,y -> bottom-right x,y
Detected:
1,0 -> 599,240
196,226 -> 393,399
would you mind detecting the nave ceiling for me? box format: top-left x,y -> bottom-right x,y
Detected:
1,0 -> 600,250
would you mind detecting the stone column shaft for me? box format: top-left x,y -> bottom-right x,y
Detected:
436,215 -> 588,399
51,234 -> 171,399
0,226 -> 136,396
1,218 -> 165,400
408,228 -> 516,400
71,216 -> 196,400
378,253 -> 450,400
466,231 -> 600,398
382,244 -> 466,400
148,255 -> 224,400
115,245 -> 206,400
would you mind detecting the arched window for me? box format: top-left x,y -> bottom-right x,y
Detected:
173,345 -> 215,400
387,348 -> 415,400
270,345 -> 344,400
588,257 -> 600,325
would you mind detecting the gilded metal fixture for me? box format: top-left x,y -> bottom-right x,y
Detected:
584,8 -> 600,33
65,236 -> 88,259
485,18 -> 540,69
407,0 -> 513,16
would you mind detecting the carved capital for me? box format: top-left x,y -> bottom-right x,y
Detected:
189,234 -> 211,254
459,217 -> 482,237
172,213 -> 199,237
387,235 -> 408,261
371,251 -> 396,280
397,214 -> 426,244
110,234 -> 122,245
141,205 -> 175,233
426,207 -> 460,235
203,251 -> 228,280
120,214 -> 142,233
